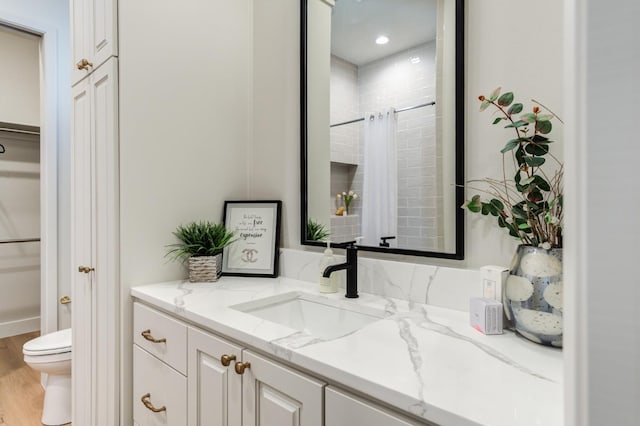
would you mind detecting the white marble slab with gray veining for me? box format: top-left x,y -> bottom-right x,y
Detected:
131,274 -> 562,426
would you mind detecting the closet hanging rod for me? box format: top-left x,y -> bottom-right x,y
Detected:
0,238 -> 40,244
329,101 -> 436,128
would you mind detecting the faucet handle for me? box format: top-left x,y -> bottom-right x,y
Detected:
335,240 -> 356,248
336,237 -> 363,249
379,236 -> 396,247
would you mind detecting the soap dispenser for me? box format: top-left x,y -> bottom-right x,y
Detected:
319,240 -> 339,293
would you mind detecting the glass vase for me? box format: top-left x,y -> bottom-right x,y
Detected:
505,245 -> 563,347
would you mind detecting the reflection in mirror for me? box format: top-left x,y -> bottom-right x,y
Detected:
302,0 -> 464,259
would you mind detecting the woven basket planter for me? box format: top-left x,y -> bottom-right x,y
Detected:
188,254 -> 222,282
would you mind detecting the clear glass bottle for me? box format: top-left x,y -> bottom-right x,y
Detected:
318,240 -> 338,293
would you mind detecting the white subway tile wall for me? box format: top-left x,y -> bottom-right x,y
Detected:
329,42 -> 442,251
329,56 -> 360,165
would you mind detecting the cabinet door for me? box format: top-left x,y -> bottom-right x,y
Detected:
70,0 -> 89,83
188,327 -> 243,426
134,345 -> 187,426
70,57 -> 119,426
241,350 -> 324,426
325,387 -> 429,426
90,57 -> 120,426
70,73 -> 93,426
71,0 -> 117,84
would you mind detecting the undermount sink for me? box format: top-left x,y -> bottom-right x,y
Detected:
231,292 -> 385,340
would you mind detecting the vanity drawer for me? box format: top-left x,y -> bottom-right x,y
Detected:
134,302 -> 187,374
133,345 -> 187,426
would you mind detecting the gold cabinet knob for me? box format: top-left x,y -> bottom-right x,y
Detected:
78,266 -> 95,273
141,393 -> 166,413
60,296 -> 71,305
76,58 -> 94,70
141,329 -> 166,344
234,361 -> 251,375
220,354 -> 236,367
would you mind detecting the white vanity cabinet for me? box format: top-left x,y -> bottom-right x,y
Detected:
326,387 -> 432,426
133,301 -> 427,426
71,0 -> 118,84
134,302 -> 324,426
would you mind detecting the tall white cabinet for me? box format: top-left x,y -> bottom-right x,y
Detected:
70,0 -> 119,420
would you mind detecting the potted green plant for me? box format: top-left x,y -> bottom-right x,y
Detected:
167,221 -> 236,282
463,87 -> 564,347
307,218 -> 330,242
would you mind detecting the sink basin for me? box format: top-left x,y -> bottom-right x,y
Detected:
231,292 -> 384,340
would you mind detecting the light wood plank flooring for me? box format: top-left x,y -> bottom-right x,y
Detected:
0,331 -> 44,425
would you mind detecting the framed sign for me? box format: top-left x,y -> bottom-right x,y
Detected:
222,200 -> 282,277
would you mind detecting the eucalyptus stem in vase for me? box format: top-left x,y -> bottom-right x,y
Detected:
463,87 -> 564,249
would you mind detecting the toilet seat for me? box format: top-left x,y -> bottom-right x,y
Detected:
23,328 -> 72,356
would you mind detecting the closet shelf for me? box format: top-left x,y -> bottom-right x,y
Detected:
0,121 -> 40,136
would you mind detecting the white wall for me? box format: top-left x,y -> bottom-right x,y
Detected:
118,0 -> 253,421
118,0 -> 252,286
251,0 -> 302,248
0,27 -> 39,126
564,0 -> 640,424
465,0 -> 564,267
0,0 -> 71,330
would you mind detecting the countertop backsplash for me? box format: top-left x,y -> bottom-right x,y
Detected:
279,249 -> 483,312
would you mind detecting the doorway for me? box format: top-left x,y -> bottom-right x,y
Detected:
0,25 -> 42,339
0,8 -> 66,340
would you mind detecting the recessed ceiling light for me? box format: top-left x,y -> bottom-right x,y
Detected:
375,35 -> 389,45
410,56 -> 421,64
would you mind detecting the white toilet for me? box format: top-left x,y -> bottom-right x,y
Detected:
23,328 -> 72,426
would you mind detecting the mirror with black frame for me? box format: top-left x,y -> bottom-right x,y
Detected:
301,0 -> 464,259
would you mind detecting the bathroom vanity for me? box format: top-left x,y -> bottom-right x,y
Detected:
131,257 -> 562,426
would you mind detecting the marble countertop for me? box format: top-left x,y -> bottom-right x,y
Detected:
131,276 -> 563,426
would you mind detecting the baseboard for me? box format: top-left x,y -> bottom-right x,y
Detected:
0,316 -> 40,339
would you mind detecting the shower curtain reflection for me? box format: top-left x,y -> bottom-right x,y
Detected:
362,110 -> 397,247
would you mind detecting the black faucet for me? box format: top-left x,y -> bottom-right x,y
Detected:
379,236 -> 396,247
322,240 -> 358,298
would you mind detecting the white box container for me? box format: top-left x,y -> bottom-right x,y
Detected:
470,297 -> 503,335
480,265 -> 509,302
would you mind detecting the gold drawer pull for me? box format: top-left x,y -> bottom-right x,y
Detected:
78,266 -> 95,273
220,354 -> 236,367
141,329 -> 166,344
60,296 -> 71,305
76,58 -> 94,70
141,393 -> 166,413
234,361 -> 251,375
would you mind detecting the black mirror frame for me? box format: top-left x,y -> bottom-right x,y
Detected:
300,0 -> 465,260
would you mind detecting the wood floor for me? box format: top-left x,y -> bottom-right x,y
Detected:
0,331 -> 44,425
